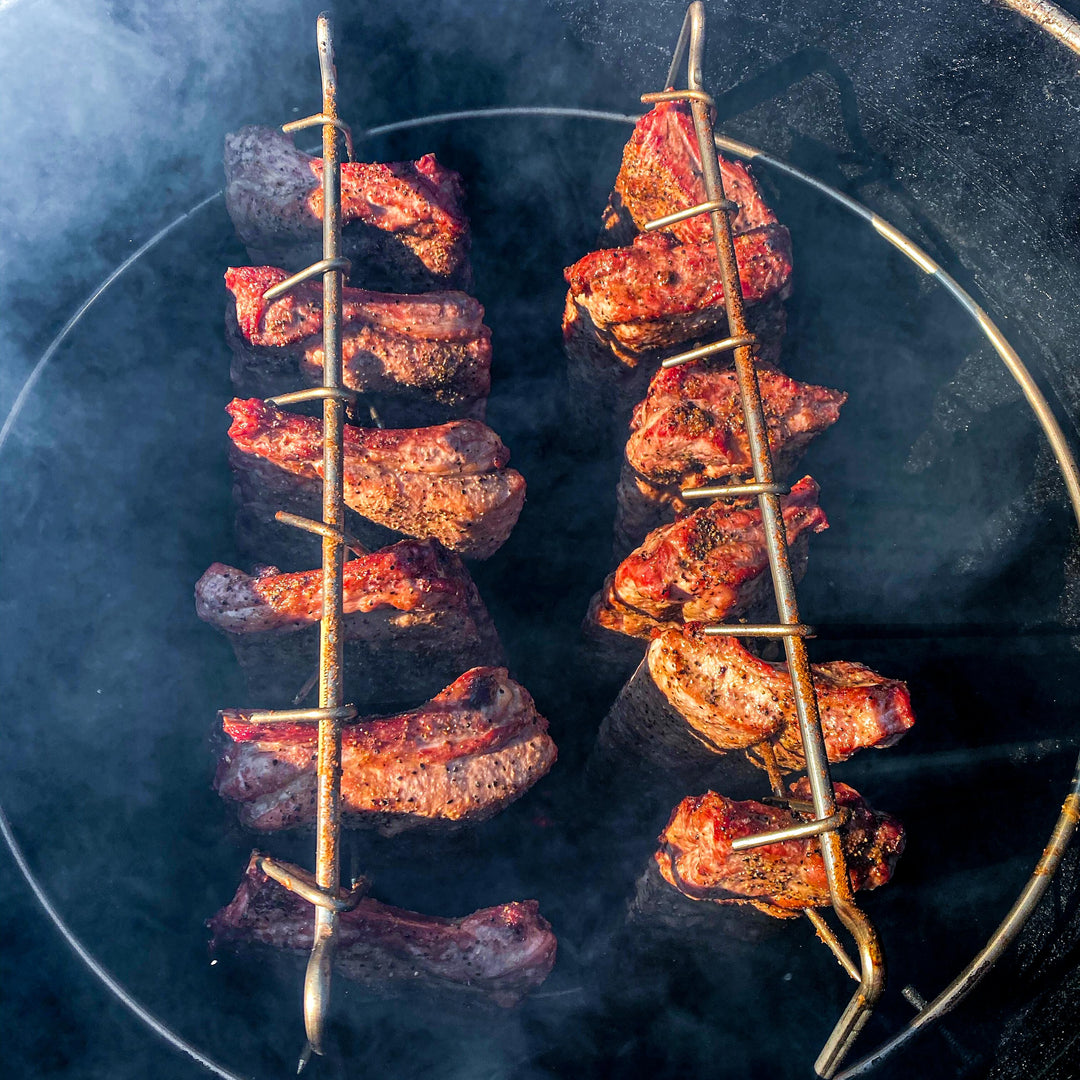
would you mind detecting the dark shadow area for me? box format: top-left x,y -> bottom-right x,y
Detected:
5,2 -> 1080,1079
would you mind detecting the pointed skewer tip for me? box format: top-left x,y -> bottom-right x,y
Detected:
297,1041 -> 314,1074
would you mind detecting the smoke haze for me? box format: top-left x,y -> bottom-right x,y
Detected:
4,3 -> 1080,1079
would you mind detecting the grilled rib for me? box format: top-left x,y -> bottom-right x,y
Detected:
586,475 -> 827,643
615,364 -> 846,552
656,779 -> 905,917
209,852 -> 557,1006
600,625 -> 914,774
224,126 -> 471,291
227,397 -> 526,563
564,226 -> 792,361
225,266 -> 491,426
601,100 -> 778,246
215,667 -> 557,833
563,227 -> 791,435
195,539 -> 502,708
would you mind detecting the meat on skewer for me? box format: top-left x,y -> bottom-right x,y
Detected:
563,226 -> 791,434
656,779 -> 905,917
227,398 -> 526,564
586,475 -> 828,645
224,126 -> 471,291
600,625 -> 915,773
195,539 -> 502,708
215,667 -> 557,833
209,852 -> 557,1006
565,225 -> 792,362
226,266 -> 491,426
615,363 -> 846,552
601,100 -> 778,247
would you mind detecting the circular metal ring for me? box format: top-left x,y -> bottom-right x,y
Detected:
3,104 -> 1078,1080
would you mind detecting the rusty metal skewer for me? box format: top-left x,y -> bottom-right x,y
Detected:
300,12 -> 348,1063
234,11 -> 353,1068
644,6 -> 884,1076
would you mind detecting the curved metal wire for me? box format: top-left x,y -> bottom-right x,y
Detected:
648,8 -> 883,1071
2,104 -> 1078,1080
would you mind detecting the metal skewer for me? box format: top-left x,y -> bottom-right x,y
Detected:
643,6 -> 884,1075
303,15 -> 348,1058
222,11 -> 354,1068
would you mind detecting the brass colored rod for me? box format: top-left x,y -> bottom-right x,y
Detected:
729,811 -> 848,851
303,11 -> 347,1061
701,623 -> 815,638
652,6 -> 884,1075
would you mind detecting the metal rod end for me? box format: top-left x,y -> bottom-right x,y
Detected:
316,13 -> 337,99
297,1041 -> 314,1074
303,929 -> 336,1056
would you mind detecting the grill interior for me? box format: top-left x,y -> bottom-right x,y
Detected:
5,3 -> 1080,1078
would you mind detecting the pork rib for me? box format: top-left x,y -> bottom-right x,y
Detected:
227,398 -> 526,563
215,667 -> 557,833
563,228 -> 791,436
601,101 -> 778,246
656,779 -> 905,917
615,364 -> 846,552
209,853 -> 556,1006
565,226 -> 792,360
600,626 -> 914,774
224,126 -> 471,291
225,266 -> 491,426
586,475 -> 827,644
195,539 -> 502,708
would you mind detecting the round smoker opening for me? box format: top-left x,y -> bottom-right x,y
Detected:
2,109 -> 1077,1080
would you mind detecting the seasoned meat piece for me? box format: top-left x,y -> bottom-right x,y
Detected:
656,779 -> 905,917
225,266 -> 491,426
565,226 -> 792,359
226,398 -> 526,565
209,853 -> 556,1005
586,476 -> 827,646
599,626 -> 914,774
563,228 -> 791,436
215,667 -> 557,833
224,126 -> 471,291
601,100 -> 777,246
195,539 -> 502,708
615,365 -> 846,552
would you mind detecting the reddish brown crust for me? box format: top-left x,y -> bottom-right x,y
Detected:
611,101 -> 778,243
195,539 -> 470,634
312,152 -> 469,244
626,365 -> 846,488
226,397 -> 509,472
655,780 -> 905,915
214,667 -> 557,831
615,365 -> 845,550
226,266 -> 488,349
221,667 -> 540,753
564,226 -> 792,331
225,398 -> 525,558
223,266 -> 492,418
209,853 -> 556,1005
646,626 -> 916,767
223,128 -> 471,288
590,476 -> 827,638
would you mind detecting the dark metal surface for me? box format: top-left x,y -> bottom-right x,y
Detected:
0,101 -> 1075,1080
5,2 -> 1080,1078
